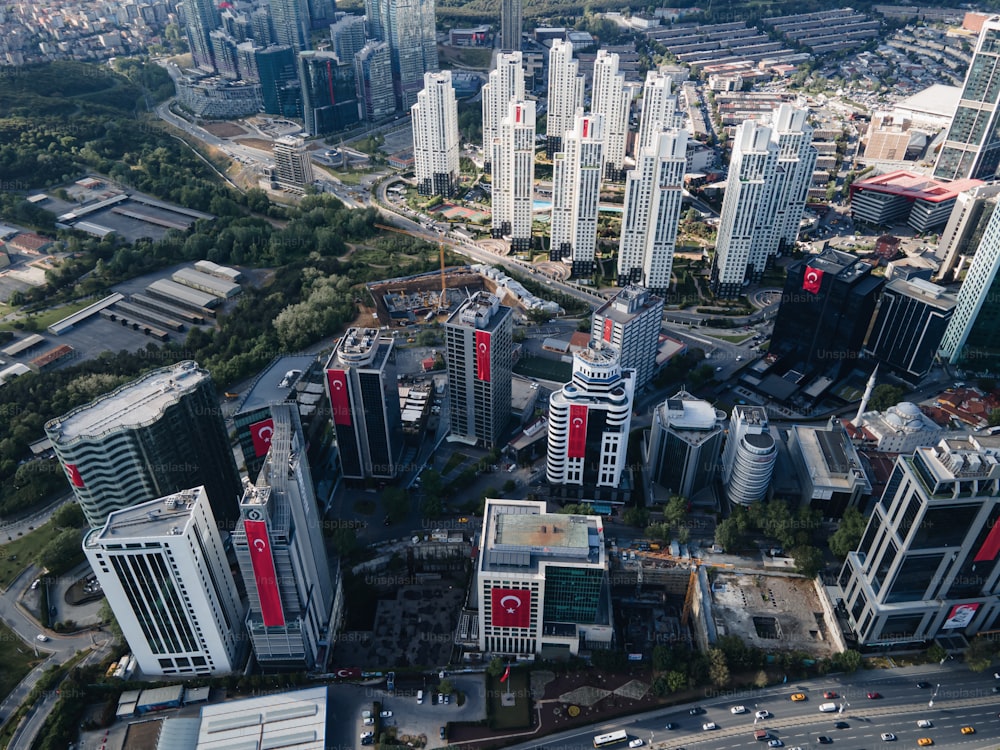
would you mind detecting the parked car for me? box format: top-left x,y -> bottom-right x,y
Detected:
380,710 -> 392,718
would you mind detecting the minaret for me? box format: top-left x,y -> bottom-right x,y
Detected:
853,364 -> 879,427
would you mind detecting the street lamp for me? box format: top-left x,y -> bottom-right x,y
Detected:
929,683 -> 939,708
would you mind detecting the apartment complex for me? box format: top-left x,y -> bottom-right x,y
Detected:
412,71 -> 461,197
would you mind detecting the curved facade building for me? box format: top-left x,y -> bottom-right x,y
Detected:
546,342 -> 634,488
722,405 -> 776,506
45,361 -> 241,530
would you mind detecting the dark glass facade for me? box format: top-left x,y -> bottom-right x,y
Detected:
543,566 -> 603,623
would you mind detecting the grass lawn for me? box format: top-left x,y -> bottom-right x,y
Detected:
330,170 -> 365,186
443,452 -> 470,475
0,620 -> 44,705
0,298 -> 102,333
513,355 -> 572,383
705,332 -> 751,344
486,669 -> 532,730
0,518 -> 62,590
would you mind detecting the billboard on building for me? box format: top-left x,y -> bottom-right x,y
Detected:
942,602 -> 980,629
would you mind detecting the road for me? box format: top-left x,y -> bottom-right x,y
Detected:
500,664 -> 1000,750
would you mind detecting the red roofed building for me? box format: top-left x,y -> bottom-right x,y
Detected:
932,386 -> 1000,429
6,232 -> 53,255
849,170 -> 983,232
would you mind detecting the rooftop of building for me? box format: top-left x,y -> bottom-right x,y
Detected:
858,401 -> 943,436
238,354 -> 317,416
594,285 -> 663,323
732,404 -> 769,425
804,247 -> 874,280
575,342 -> 620,367
195,686 -> 328,750
447,291 -> 508,331
851,170 -> 984,203
884,277 -> 956,309
914,436 -> 1000,482
480,498 -> 605,574
793,422 -> 871,489
86,487 -> 205,546
658,390 -> 723,431
328,327 -> 389,369
895,83 -> 962,119
46,361 -> 208,442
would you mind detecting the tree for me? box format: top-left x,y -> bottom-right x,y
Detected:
926,643 -> 947,664
662,495 -> 687,529
791,545 -> 824,577
382,487 -> 409,522
964,636 -> 997,672
38,528 -> 84,575
829,507 -> 867,558
438,678 -> 455,695
715,517 -> 741,552
486,657 -> 506,678
51,502 -> 85,529
707,647 -> 730,687
754,670 -> 769,688
834,649 -> 863,674
622,506 -> 649,528
869,384 -> 905,412
665,670 -> 687,693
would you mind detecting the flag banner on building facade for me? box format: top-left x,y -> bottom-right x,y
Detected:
568,404 -> 588,458
326,369 -> 352,425
244,519 -> 286,627
491,587 -> 530,628
249,418 -> 275,458
803,266 -> 824,294
475,330 -> 492,382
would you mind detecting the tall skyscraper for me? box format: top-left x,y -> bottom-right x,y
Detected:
544,40 -> 584,158
366,0 -> 386,41
710,118 -> 779,297
382,0 -> 439,110
183,0 -> 219,72
83,487 -> 244,677
298,50 -> 360,135
617,129 -> 688,293
491,98 -> 536,252
636,68 -> 680,155
271,0 -> 311,52
330,14 -> 368,63
210,31 -> 239,80
864,278 -> 955,383
591,285 -> 664,390
838,436 -> 1000,648
500,0 -> 522,51
767,104 -> 817,258
769,249 -> 884,381
935,182 -> 1000,282
45,361 -> 242,530
445,293 -> 513,448
412,70 -> 461,197
546,342 -> 635,489
236,41 -> 261,81
354,42 -> 396,122
482,51 -> 525,171
251,7 -> 276,46
590,50 -> 632,181
323,327 -> 402,481
234,404 -> 337,669
308,0 -> 337,28
722,405 -> 776,506
273,135 -> 314,191
939,203 -> 1000,370
646,391 -> 725,500
550,110 -> 603,277
935,17 -> 1000,181
256,45 -> 302,117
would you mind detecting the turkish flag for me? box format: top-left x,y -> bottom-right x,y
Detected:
249,418 -> 275,458
568,404 -> 588,459
327,369 -> 352,425
975,520 -> 1000,562
244,519 -> 285,627
582,118 -> 589,138
334,667 -> 362,679
500,665 -> 511,683
802,266 -> 824,294
64,463 -> 84,488
491,587 -> 530,628
602,318 -> 613,343
475,330 -> 491,382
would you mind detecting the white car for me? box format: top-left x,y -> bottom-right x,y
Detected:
362,717 -> 374,726
881,733 -> 896,741
768,741 -> 784,748
380,710 -> 392,718
818,703 -> 837,713
359,732 -> 374,740
731,705 -> 747,714
35,634 -> 49,642
629,741 -> 644,748
702,722 -> 718,731
917,719 -> 933,728
756,710 -> 771,720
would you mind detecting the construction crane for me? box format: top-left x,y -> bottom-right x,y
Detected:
373,223 -> 449,316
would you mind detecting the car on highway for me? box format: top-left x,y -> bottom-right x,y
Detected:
816,737 -> 832,745
768,741 -> 783,748
790,693 -> 806,701
36,634 -> 49,642
822,691 -> 838,699
756,710 -> 770,720
961,726 -> 975,735
629,740 -> 644,748
917,720 -> 933,728
881,733 -> 896,741
664,723 -> 678,730
866,691 -> 881,699
689,707 -> 705,715
916,681 -> 931,689
702,722 -> 717,731
731,705 -> 747,714
833,721 -> 849,729
917,739 -> 933,747
818,703 -> 837,712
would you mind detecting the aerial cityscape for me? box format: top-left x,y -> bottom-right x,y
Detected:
6,1 -> 1000,750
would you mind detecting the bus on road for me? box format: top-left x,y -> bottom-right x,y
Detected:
593,730 -> 628,748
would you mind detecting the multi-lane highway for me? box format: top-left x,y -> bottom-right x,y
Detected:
502,667 -> 1000,750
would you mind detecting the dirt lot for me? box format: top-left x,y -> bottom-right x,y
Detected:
202,122 -> 248,138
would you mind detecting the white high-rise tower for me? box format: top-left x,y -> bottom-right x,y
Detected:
545,40 -> 585,157
711,118 -> 779,298
482,51 -> 525,171
590,50 -> 632,181
491,99 -> 536,252
767,104 -> 817,258
636,68 -> 680,155
412,70 -> 460,197
617,129 -> 688,293
550,110 -> 604,278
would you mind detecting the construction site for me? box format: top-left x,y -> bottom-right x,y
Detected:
368,267 -> 485,327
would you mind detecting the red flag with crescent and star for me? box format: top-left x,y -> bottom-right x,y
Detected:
602,318 -> 613,343
568,404 -> 588,459
491,588 -> 530,628
475,330 -> 491,382
244,519 -> 285,627
249,418 -> 275,458
327,369 -> 352,425
803,266 -> 824,294
500,665 -> 511,683
64,463 -> 84,488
